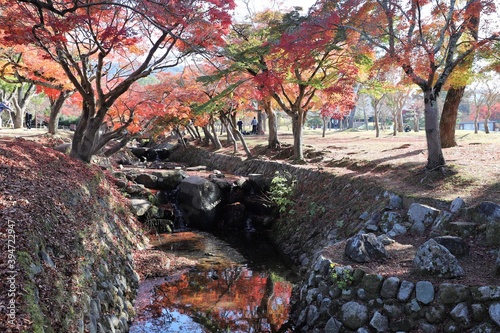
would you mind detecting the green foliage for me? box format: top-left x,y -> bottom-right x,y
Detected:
269,171 -> 296,214
307,202 -> 326,217
329,263 -> 354,290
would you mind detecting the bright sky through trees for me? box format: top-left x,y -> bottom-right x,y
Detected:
233,0 -> 316,20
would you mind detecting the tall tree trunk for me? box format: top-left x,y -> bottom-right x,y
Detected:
397,107 -> 404,132
209,121 -> 222,149
322,117 -> 327,137
10,83 -> 35,129
484,111 -> 491,134
474,110 -> 479,134
423,90 -> 446,170
291,110 -> 305,161
392,110 -> 397,136
440,87 -> 464,148
48,90 -> 71,135
263,100 -> 280,148
257,109 -> 265,135
374,108 -> 380,138
222,117 -> 237,153
202,125 -> 214,146
223,114 -> 252,158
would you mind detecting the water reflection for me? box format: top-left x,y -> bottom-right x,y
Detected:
130,231 -> 295,333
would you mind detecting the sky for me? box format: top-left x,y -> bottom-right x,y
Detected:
232,0 -> 317,21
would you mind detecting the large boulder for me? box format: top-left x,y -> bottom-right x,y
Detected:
408,203 -> 440,235
468,201 -> 500,246
433,236 -> 469,257
178,176 -> 221,230
345,233 -> 389,263
413,239 -> 465,278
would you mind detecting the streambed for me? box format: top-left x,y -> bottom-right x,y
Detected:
129,230 -> 298,333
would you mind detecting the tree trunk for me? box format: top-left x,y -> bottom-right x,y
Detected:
397,108 -> 404,132
104,136 -> 131,157
209,121 -> 222,149
263,101 -> 280,149
374,108 -> 380,138
423,90 -> 446,170
257,109 -> 265,135
392,110 -> 397,136
224,114 -> 252,158
202,125 -> 214,146
291,110 -> 305,161
440,87 -> 464,148
222,117 -> 237,154
48,91 -> 71,135
322,117 -> 327,138
484,113 -> 490,134
474,110 -> 479,134
347,106 -> 356,129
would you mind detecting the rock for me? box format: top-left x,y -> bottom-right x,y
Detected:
413,239 -> 465,278
408,203 -> 440,227
380,277 -> 400,299
369,311 -> 389,332
437,283 -> 470,304
39,250 -> 56,268
129,199 -> 151,217
178,176 -> 221,230
471,286 -> 500,302
377,234 -> 395,245
359,274 -> 384,296
449,221 -> 480,237
450,197 -> 466,214
324,317 -> 342,333
307,305 -> 320,326
248,173 -> 273,192
433,236 -> 470,257
469,201 -> 500,246
344,233 -> 389,263
425,304 -> 445,323
489,303 -> 500,327
341,301 -> 368,330
416,281 -> 435,305
152,170 -> 187,190
134,173 -> 158,189
220,202 -> 247,229
450,302 -> 471,327
410,220 -> 426,236
387,223 -> 407,238
496,250 -> 500,276
385,192 -> 403,209
244,194 -> 277,216
397,280 -> 414,302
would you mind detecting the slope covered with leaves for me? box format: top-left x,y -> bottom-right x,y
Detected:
0,138 -> 146,332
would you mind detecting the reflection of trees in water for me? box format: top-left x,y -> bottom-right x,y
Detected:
135,266 -> 293,332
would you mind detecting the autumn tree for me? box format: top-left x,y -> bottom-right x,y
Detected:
252,9 -> 358,161
439,2 -> 481,148
319,0 -> 500,171
0,0 -> 235,162
0,45 -> 75,133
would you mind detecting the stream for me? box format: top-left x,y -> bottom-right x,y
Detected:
129,229 -> 299,333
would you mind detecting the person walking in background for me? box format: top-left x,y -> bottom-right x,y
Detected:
25,112 -> 33,129
0,101 -> 10,128
237,119 -> 243,132
251,117 -> 258,134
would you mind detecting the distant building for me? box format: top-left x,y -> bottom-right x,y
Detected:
458,121 -> 497,131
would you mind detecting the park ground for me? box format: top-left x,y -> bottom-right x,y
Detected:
1,126 -> 499,205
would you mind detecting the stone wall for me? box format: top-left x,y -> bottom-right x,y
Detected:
295,256 -> 500,332
13,173 -> 148,333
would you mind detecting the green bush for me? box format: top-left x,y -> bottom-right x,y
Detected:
269,171 -> 296,214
